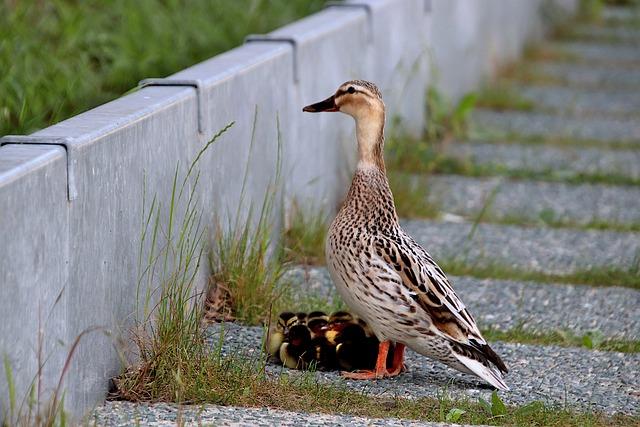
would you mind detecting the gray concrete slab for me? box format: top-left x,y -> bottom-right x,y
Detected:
285,265 -> 640,340
550,41 -> 640,66
532,61 -> 640,89
424,174 -> 640,226
401,219 -> 640,274
0,144 -> 69,417
442,140 -> 640,180
568,24 -> 640,44
518,84 -> 640,117
471,108 -> 640,143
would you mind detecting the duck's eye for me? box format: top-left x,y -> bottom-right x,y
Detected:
347,86 -> 356,94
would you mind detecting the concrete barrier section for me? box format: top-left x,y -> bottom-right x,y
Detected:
0,0 -> 577,419
0,144 -> 69,415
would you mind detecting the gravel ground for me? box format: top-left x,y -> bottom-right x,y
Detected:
517,84 -> 640,117
91,401 -> 469,427
284,266 -> 640,340
471,109 -> 640,143
549,41 -> 640,66
400,219 -> 640,274
532,61 -> 640,89
193,324 -> 639,415
442,141 -> 640,180
422,174 -> 640,226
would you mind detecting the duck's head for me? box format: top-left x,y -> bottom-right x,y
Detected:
303,80 -> 384,120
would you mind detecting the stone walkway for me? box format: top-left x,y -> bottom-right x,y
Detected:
95,5 -> 640,425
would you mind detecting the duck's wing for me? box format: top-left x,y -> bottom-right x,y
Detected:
374,232 -> 508,375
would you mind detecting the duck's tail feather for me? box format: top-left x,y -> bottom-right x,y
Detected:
453,351 -> 509,391
450,341 -> 509,391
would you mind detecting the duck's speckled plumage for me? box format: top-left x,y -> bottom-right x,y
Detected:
306,80 -> 509,390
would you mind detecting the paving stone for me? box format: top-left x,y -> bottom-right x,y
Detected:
401,219 -> 640,275
518,84 -> 640,117
442,140 -> 640,181
284,266 -> 640,340
423,174 -> 640,226
549,41 -> 640,66
603,6 -> 640,23
92,401 -> 467,427
194,324 -> 640,415
568,24 -> 640,44
530,61 -> 640,89
442,140 -> 640,180
471,109 -> 640,144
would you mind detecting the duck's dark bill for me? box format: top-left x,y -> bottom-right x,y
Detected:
303,95 -> 338,112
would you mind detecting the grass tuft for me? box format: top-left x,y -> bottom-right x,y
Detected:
475,85 -> 535,112
388,171 -> 440,219
282,205 -> 328,266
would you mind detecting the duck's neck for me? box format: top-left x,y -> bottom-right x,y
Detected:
355,109 -> 386,172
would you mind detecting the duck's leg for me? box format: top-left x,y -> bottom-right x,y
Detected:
341,340 -> 402,379
387,343 -> 405,375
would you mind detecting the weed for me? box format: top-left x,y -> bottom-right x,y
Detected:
578,0 -> 605,22
114,123 -> 233,401
282,204 -> 328,266
388,171 -> 440,219
475,85 -> 535,112
207,114 -> 286,326
425,87 -> 477,143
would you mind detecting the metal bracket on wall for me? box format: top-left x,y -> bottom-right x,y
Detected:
138,78 -> 206,134
325,2 -> 373,43
245,35 -> 299,84
0,135 -> 78,201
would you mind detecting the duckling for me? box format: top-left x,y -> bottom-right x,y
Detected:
335,322 -> 379,372
303,80 -> 509,390
266,311 -> 296,358
307,311 -> 329,338
279,323 -> 313,369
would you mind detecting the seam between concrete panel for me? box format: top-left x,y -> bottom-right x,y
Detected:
244,35 -> 299,83
138,79 -> 205,134
0,136 -> 76,201
325,2 -> 373,43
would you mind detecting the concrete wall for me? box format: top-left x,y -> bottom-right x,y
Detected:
0,0 -> 576,420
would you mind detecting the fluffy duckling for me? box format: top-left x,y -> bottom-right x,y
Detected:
266,311 -> 297,358
335,322 -> 379,371
279,323 -> 313,369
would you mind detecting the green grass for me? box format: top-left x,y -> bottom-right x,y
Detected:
283,205 -> 328,266
440,258 -> 640,290
0,0 -> 324,136
482,325 -> 640,353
